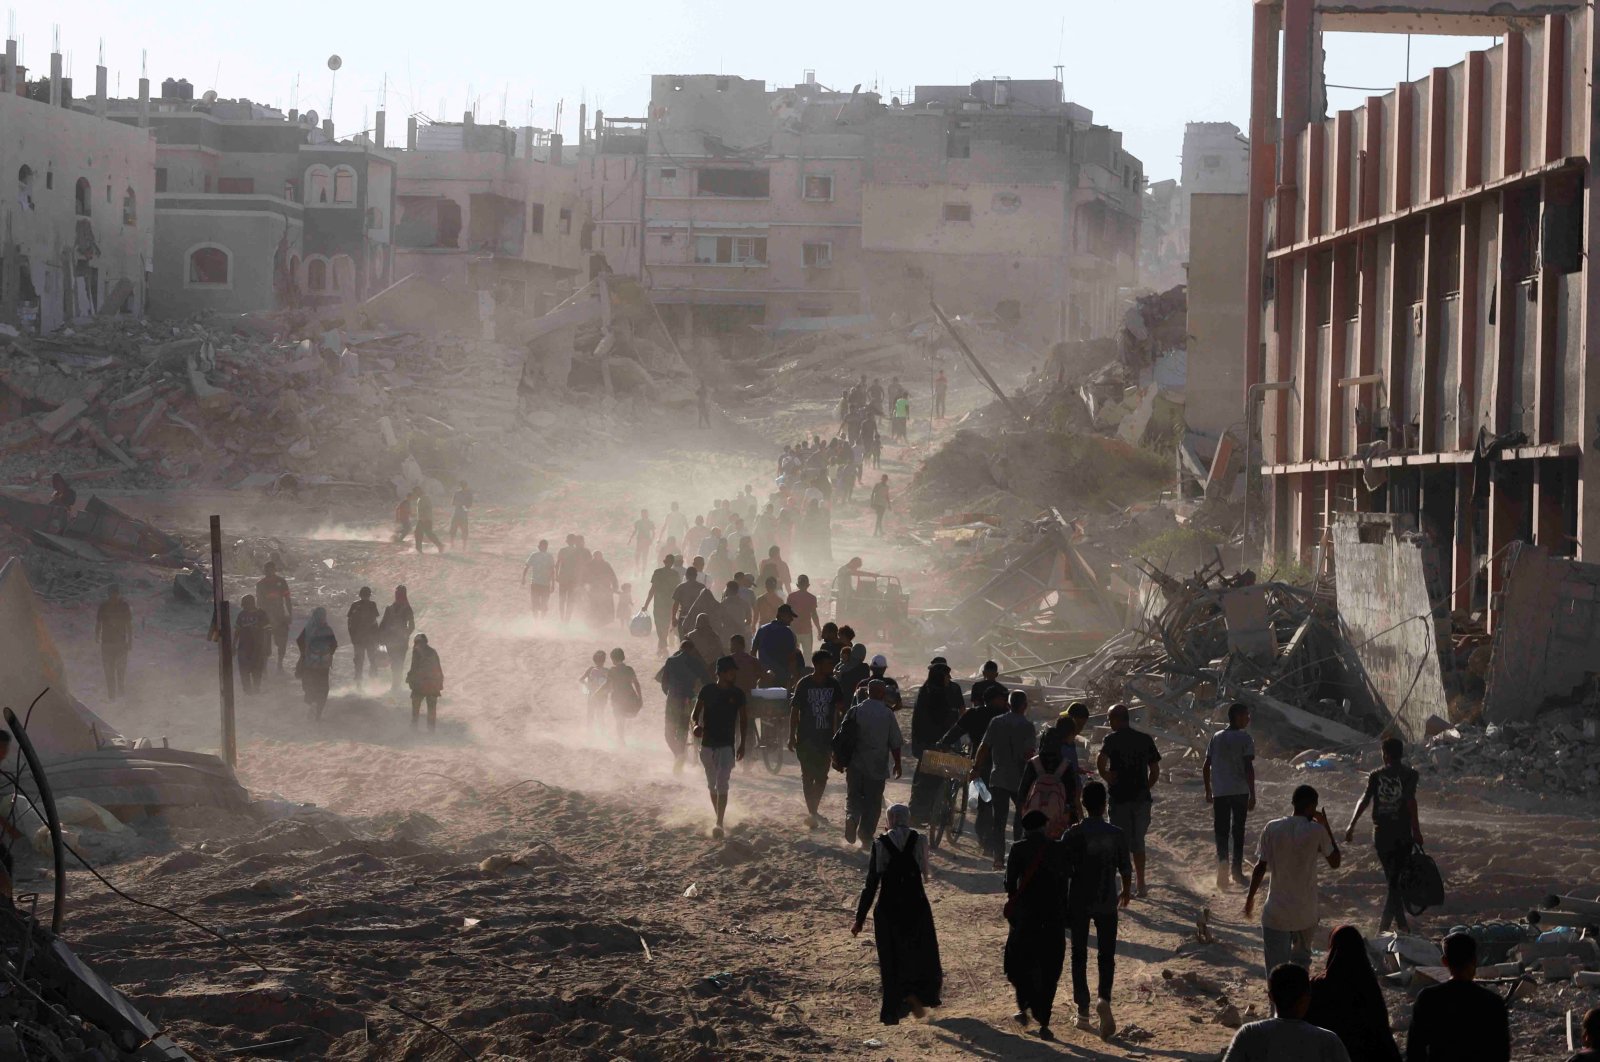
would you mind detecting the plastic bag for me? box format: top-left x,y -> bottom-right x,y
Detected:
968,778 -> 991,804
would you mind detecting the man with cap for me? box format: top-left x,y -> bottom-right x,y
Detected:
751,602 -> 800,689
692,655 -> 748,839
345,587 -> 381,690
867,653 -> 901,709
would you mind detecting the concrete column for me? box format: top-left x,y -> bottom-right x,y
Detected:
95,64 -> 108,118
138,77 -> 150,128
3,40 -> 16,97
49,51 -> 62,107
374,109 -> 386,149
406,116 -> 418,150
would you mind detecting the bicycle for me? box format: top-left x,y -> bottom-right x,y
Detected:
917,748 -> 972,850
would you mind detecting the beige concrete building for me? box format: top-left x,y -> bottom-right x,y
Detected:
0,43 -> 155,332
1184,192 -> 1249,444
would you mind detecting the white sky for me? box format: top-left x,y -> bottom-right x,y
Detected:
20,1 -> 1498,182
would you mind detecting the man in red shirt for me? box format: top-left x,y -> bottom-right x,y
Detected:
786,573 -> 822,653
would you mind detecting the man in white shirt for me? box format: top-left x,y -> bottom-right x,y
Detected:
659,502 -> 689,549
1222,963 -> 1351,1062
1243,784 -> 1341,979
521,540 -> 556,616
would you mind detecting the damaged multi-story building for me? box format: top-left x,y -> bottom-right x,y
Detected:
1246,0 -> 1600,623
389,113 -> 588,331
94,77 -> 395,316
582,73 -> 1142,355
0,39 -> 156,331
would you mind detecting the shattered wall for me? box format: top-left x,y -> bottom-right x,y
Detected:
1331,514 -> 1451,742
149,198 -> 302,315
0,91 -> 155,330
1483,544 -> 1600,723
1185,192 -> 1248,445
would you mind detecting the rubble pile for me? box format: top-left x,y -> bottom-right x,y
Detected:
1425,714 -> 1600,795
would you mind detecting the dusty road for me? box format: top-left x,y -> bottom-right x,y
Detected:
23,394 -> 1600,1060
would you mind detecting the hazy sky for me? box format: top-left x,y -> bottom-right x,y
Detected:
22,2 -> 1496,181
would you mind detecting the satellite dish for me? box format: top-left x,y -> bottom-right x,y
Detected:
202,89 -> 218,103
327,55 -> 342,72
304,109 -> 319,127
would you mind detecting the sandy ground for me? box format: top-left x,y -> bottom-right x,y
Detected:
19,382 -> 1600,1060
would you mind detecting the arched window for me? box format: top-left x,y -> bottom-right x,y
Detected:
16,165 -> 33,211
306,257 -> 327,291
305,166 -> 332,205
74,177 -> 92,216
122,188 -> 137,226
332,165 -> 356,205
186,244 -> 231,286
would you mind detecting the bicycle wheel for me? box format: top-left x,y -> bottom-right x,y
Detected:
927,784 -> 949,850
950,780 -> 969,842
758,719 -> 784,774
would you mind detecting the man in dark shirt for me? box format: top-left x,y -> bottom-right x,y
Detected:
642,555 -> 681,653
970,660 -> 1006,711
346,586 -> 381,690
1345,736 -> 1423,932
1405,933 -> 1510,1062
1064,781 -> 1132,1041
1005,808 -> 1072,1040
789,650 -> 847,828
671,568 -> 713,637
449,482 -> 474,546
752,605 -> 800,688
94,586 -> 133,699
942,683 -> 1011,849
1096,704 -> 1161,897
692,656 -> 747,840
255,561 -> 293,670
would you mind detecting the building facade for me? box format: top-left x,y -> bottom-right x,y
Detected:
99,80 -> 395,317
393,114 -> 588,318
0,41 -> 156,332
1245,0 -> 1595,624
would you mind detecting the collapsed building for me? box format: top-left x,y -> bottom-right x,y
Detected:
580,72 -> 1143,357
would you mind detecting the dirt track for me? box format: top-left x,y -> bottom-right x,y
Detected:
24,395 -> 1600,1060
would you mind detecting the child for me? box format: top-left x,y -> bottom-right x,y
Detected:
580,650 -> 609,733
605,647 -> 643,746
616,583 -> 635,628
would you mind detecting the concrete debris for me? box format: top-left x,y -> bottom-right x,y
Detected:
1424,712 -> 1600,796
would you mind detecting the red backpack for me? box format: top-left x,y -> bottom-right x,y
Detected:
1020,756 -> 1072,839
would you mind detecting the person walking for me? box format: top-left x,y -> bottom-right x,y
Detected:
971,690 -> 1038,870
555,534 -> 583,622
1064,780 -> 1133,1041
1222,963 -> 1352,1062
94,585 -> 133,700
751,603 -> 800,690
294,607 -> 339,719
892,392 -> 910,442
790,650 -> 847,829
911,659 -> 962,757
845,679 -> 904,848
448,481 -> 473,547
585,550 -> 618,627
641,554 -> 680,652
628,509 -> 656,576
406,634 -> 444,731
1344,737 -> 1423,934
379,585 -> 415,692
660,640 -> 709,774
413,490 -> 445,553
1245,784 -> 1342,977
1206,702 -> 1258,891
233,594 -> 272,694
852,803 -> 942,1026
1097,703 -> 1161,897
1004,808 -> 1071,1041
1305,925 -> 1401,1062
933,368 -> 948,420
392,490 -> 415,544
870,475 -> 890,537
346,587 -> 381,691
1405,933 -> 1510,1062
786,574 -> 821,653
256,561 -> 293,671
606,647 -> 643,746
671,567 -> 714,639
522,540 -> 556,617
692,656 -> 748,839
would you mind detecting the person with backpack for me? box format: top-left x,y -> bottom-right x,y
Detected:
852,802 -> 942,1025
843,679 -> 904,849
970,690 -> 1038,870
1020,709 -> 1084,829
605,647 -> 643,747
1343,737 -> 1423,934
1206,702 -> 1258,891
294,607 -> 338,719
405,634 -> 444,731
1019,750 -> 1075,841
1004,808 -> 1072,1041
1064,780 -> 1132,1041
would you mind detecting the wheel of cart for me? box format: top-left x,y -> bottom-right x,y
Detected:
915,748 -> 972,851
749,689 -> 791,775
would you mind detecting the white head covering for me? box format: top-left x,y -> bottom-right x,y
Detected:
875,803 -> 924,876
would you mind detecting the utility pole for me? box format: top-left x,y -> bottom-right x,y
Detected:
210,516 -> 237,767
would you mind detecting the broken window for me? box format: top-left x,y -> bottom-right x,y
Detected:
332,166 -> 356,205
216,177 -> 255,195
802,241 -> 832,268
1542,171 -> 1583,275
560,208 -> 572,235
943,203 -> 972,222
16,165 -> 33,211
122,188 -> 136,226
74,177 -> 91,217
154,168 -> 167,193
305,166 -> 332,205
694,235 -> 767,265
580,221 -> 595,251
803,175 -> 833,201
529,202 -> 545,234
947,132 -> 971,159
695,168 -> 769,198
307,258 -> 327,291
187,245 -> 230,286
